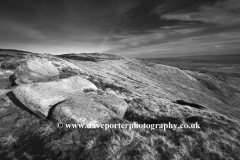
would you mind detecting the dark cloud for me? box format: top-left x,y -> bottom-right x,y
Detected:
160,0 -> 240,25
0,0 -> 139,36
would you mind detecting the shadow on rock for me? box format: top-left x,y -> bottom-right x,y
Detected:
6,91 -> 40,118
173,100 -> 206,110
9,75 -> 17,86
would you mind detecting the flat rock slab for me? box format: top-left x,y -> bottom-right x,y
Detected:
52,93 -> 128,125
13,76 -> 98,119
12,58 -> 59,85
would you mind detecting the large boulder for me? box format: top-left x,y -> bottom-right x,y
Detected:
52,94 -> 117,125
52,93 -> 128,124
13,76 -> 98,119
11,58 -> 59,85
86,93 -> 128,118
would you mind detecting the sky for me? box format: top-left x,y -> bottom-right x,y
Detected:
0,0 -> 240,57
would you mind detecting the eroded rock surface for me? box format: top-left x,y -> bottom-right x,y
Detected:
11,58 -> 59,85
13,76 -> 98,119
52,93 -> 121,125
86,93 -> 128,117
51,92 -> 128,124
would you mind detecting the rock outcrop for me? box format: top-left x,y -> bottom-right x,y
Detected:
12,74 -> 128,124
7,52 -> 240,122
86,93 -> 128,118
11,58 -> 59,85
52,93 -> 128,124
13,76 -> 98,119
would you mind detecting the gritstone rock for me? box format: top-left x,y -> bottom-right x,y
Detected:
13,76 -> 98,119
52,93 -> 128,124
11,58 -> 59,84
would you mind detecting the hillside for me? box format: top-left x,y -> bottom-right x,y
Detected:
0,49 -> 240,160
146,54 -> 240,64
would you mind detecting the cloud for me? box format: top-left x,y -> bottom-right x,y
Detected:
103,0 -> 240,57
0,19 -> 48,44
0,0 -> 146,54
0,0 -> 240,57
107,31 -> 240,57
106,24 -> 240,57
161,0 -> 240,25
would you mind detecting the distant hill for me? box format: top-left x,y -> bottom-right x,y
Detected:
0,48 -> 31,53
57,52 -> 122,62
181,54 -> 240,60
146,54 -> 240,64
0,48 -> 33,61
